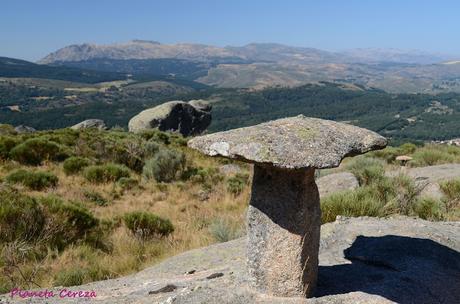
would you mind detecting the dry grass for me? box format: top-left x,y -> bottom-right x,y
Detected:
0,150 -> 249,290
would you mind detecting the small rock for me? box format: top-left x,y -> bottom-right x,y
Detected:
148,284 -> 177,295
186,270 -> 196,275
71,119 -> 106,130
206,272 -> 224,280
14,125 -> 36,133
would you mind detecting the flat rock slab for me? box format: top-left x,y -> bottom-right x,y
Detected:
388,164 -> 460,199
188,115 -> 387,169
317,172 -> 359,198
5,217 -> 459,304
388,164 -> 460,183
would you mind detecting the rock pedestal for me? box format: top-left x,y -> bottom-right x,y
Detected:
187,115 -> 387,299
247,165 -> 320,297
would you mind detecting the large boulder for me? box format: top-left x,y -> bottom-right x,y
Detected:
317,172 -> 359,198
128,100 -> 212,136
70,119 -> 106,130
11,216 -> 459,303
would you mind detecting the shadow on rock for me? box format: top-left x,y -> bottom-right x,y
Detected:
316,235 -> 460,304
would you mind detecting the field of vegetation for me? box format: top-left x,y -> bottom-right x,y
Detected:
0,126 -> 459,293
2,81 -> 460,144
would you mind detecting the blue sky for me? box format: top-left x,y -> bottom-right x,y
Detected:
1,0 -> 459,61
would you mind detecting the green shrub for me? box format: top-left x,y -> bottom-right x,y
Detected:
385,174 -> 418,215
123,211 -> 174,239
0,136 -> 20,159
144,141 -> 161,158
83,163 -> 130,183
116,177 -> 139,191
0,189 -> 45,243
10,138 -> 68,165
345,156 -> 386,185
6,169 -> 58,190
39,196 -> 99,250
414,198 -> 444,221
226,173 -> 249,195
83,190 -> 109,206
208,219 -> 242,242
53,268 -> 86,287
439,179 -> 460,213
143,148 -> 185,182
0,124 -> 16,135
63,157 -> 91,175
321,187 -> 384,223
411,148 -> 454,166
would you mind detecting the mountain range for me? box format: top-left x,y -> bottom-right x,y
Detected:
37,40 -> 460,93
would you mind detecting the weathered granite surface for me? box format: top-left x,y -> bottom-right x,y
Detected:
128,100 -> 211,136
246,167 -> 320,297
188,115 -> 387,169
4,216 -> 459,304
316,172 -> 359,197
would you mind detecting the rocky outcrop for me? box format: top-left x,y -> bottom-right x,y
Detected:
10,216 -> 458,303
70,119 -> 106,130
188,115 -> 387,297
128,100 -> 212,136
14,125 -> 36,134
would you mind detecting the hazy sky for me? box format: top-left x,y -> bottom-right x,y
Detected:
1,0 -> 460,61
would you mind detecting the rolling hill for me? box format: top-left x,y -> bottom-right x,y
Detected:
37,41 -> 460,93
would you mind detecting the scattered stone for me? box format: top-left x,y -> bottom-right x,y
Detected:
70,119 -> 106,130
186,270 -> 196,275
14,125 -> 36,133
316,172 -> 359,198
148,284 -> 177,295
206,272 -> 224,280
128,100 -> 212,136
188,115 -> 387,298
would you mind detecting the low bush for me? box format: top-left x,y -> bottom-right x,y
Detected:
226,173 -> 249,195
345,156 -> 386,185
83,190 -> 109,206
63,157 -> 91,175
0,189 -> 45,243
414,198 -> 444,221
143,148 -> 185,182
39,196 -> 99,250
83,164 -> 130,184
116,177 -> 139,191
10,138 -> 69,166
321,187 -> 384,223
6,169 -> 58,190
411,148 -> 455,166
123,211 -> 174,239
439,179 -> 460,213
208,219 -> 242,242
53,268 -> 86,287
0,136 -> 20,159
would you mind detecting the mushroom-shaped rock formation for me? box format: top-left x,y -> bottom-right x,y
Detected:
188,115 -> 387,298
396,155 -> 413,166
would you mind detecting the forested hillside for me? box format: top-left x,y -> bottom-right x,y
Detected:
2,81 -> 460,144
